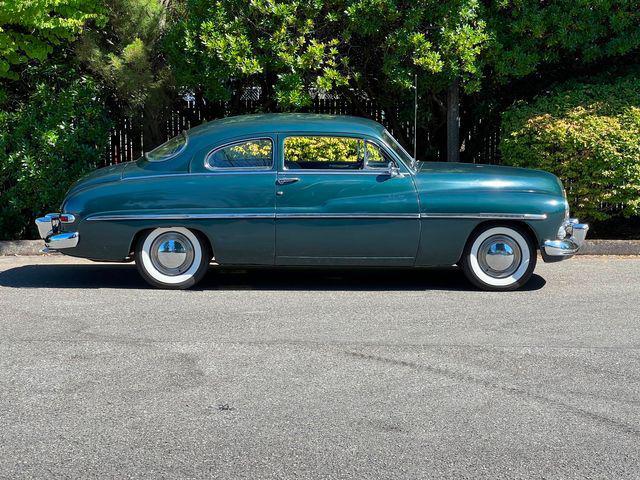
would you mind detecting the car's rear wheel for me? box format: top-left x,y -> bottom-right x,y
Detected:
461,225 -> 537,291
135,227 -> 211,289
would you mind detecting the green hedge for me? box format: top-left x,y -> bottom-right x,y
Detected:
0,77 -> 110,240
500,73 -> 640,221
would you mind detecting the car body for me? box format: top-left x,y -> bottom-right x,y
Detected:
36,113 -> 588,290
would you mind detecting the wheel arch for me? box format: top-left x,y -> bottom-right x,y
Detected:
458,220 -> 539,264
129,226 -> 214,260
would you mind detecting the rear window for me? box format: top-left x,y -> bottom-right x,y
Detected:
207,139 -> 273,169
146,132 -> 187,162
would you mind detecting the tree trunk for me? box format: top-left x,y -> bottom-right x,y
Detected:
446,78 -> 460,162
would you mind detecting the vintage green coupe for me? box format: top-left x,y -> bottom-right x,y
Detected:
36,114 -> 588,290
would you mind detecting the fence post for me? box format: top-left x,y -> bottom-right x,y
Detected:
446,78 -> 460,163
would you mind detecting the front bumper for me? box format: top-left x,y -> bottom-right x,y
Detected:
35,213 -> 79,251
543,218 -> 589,257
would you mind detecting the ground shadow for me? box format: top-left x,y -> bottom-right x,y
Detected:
0,263 -> 546,292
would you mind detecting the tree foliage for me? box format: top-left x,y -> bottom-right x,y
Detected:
0,0 -> 103,80
76,0 -> 170,109
165,0 -> 350,109
0,68 -> 110,240
501,71 -> 640,221
1,0 -> 640,239
486,0 -> 640,81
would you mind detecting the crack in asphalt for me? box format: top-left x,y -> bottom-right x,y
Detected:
344,351 -> 640,438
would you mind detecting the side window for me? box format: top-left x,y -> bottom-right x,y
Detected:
284,136 -> 364,170
147,132 -> 187,162
365,141 -> 391,169
207,139 -> 273,169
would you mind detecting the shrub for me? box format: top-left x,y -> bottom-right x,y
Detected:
0,77 -> 110,240
500,72 -> 640,221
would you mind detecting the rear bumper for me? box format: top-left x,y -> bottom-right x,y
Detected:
35,213 -> 79,251
543,219 -> 588,258
45,231 -> 79,250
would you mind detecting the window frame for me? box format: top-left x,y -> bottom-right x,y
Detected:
280,133 -> 404,174
204,137 -> 274,171
363,140 -> 392,171
281,134 -> 366,172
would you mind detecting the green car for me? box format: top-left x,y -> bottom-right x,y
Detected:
35,113 -> 588,291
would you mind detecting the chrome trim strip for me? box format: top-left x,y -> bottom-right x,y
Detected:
419,212 -> 547,221
86,212 -> 419,221
88,212 -> 546,222
278,170 -> 387,175
86,213 -> 276,221
276,213 -> 419,219
122,171 -> 276,181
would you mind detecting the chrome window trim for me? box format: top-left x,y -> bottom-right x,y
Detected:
277,170 -> 385,175
381,129 -> 416,172
204,137 -> 274,171
419,213 -> 547,220
282,134 -> 365,172
363,139 -> 393,171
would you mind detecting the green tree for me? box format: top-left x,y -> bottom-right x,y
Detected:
0,0 -> 103,81
343,0 -> 488,151
76,0 -> 173,146
486,0 -> 640,81
165,0 -> 489,149
165,0 -> 350,111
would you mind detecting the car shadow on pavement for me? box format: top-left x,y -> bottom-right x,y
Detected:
0,263 -> 546,292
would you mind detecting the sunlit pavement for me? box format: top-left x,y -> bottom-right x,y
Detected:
1,255 -> 639,478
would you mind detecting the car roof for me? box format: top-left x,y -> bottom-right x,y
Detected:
186,113 -> 386,143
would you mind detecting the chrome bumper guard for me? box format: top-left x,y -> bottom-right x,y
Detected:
543,218 -> 589,257
35,213 -> 79,251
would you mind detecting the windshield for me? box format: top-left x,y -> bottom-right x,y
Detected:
146,132 -> 187,162
382,130 -> 415,170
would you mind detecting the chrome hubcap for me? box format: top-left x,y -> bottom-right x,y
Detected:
477,235 -> 521,278
150,232 -> 195,276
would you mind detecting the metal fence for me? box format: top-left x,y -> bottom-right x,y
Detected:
106,97 -> 500,166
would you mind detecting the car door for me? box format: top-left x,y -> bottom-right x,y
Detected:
185,135 -> 277,265
275,134 -> 420,266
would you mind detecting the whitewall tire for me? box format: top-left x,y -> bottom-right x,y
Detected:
461,225 -> 537,291
135,227 -> 211,289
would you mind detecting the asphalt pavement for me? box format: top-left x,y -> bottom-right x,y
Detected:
0,255 -> 639,479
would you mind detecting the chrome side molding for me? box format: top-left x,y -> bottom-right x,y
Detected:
420,212 -> 547,221
87,211 -> 548,222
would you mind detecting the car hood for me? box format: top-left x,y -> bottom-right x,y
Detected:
413,161 -> 564,196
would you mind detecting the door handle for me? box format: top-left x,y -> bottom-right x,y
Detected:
276,177 -> 300,185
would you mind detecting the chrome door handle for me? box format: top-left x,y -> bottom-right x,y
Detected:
276,177 -> 300,185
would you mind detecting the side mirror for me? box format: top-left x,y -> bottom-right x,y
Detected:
387,161 -> 402,178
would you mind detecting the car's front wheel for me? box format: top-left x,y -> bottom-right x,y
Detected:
135,227 -> 211,289
460,225 -> 537,291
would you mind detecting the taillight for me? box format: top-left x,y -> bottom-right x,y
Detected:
59,214 -> 76,223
